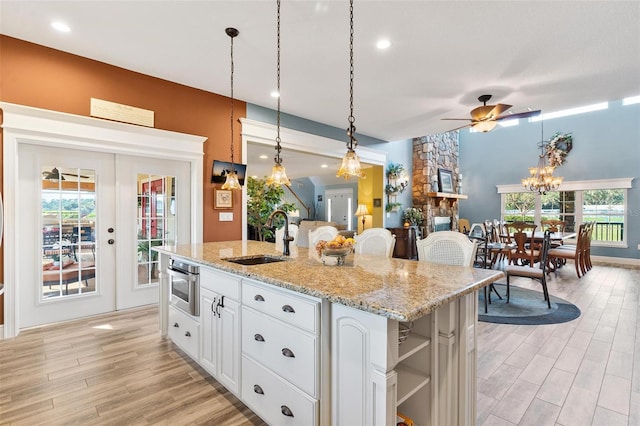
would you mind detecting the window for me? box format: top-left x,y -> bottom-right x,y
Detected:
498,178 -> 632,248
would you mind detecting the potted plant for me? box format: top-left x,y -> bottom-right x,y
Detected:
402,207 -> 424,226
386,162 -> 405,179
246,177 -> 296,242
386,202 -> 403,213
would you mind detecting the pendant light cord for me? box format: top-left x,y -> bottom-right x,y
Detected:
347,0 -> 356,151
275,0 -> 282,165
229,29 -> 236,169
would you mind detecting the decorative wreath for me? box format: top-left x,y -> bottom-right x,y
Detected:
545,132 -> 573,167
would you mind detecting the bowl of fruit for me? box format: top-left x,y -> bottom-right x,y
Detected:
316,235 -> 355,265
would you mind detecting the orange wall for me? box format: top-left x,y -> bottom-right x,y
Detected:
0,35 -> 245,243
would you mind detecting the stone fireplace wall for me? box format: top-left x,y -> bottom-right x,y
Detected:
412,132 -> 461,232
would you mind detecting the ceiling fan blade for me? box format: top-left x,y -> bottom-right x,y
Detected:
470,105 -> 496,121
441,118 -> 473,121
496,109 -> 541,121
488,103 -> 512,118
445,123 -> 474,132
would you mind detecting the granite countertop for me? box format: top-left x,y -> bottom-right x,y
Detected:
155,241 -> 504,322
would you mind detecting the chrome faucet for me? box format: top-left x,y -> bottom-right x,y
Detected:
266,209 -> 294,256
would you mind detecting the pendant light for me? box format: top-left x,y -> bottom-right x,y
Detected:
266,0 -> 291,186
521,119 -> 563,194
221,27 -> 241,190
336,0 -> 365,180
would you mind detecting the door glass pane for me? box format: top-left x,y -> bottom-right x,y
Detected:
41,166 -> 96,299
137,174 -> 176,286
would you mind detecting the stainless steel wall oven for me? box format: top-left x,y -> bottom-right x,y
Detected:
168,258 -> 200,316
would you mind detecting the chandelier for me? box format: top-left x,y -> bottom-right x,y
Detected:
267,0 -> 291,186
521,120 -> 563,194
221,27 -> 241,190
336,0 -> 365,180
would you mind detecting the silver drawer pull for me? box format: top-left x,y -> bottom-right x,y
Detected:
282,304 -> 295,313
281,405 -> 294,417
281,348 -> 295,358
173,322 -> 179,328
253,384 -> 264,395
254,294 -> 265,302
185,331 -> 191,337
254,333 -> 265,342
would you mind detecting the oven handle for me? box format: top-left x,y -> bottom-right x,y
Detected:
167,268 -> 199,282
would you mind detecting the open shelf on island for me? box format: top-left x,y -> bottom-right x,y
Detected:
396,364 -> 431,405
398,333 -> 430,363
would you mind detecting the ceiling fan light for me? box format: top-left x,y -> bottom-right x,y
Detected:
473,120 -> 497,132
336,149 -> 365,179
44,167 -> 65,182
221,170 -> 241,190
266,164 -> 291,186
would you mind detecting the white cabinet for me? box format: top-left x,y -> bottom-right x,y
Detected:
200,267 -> 241,396
168,305 -> 200,360
241,279 -> 321,425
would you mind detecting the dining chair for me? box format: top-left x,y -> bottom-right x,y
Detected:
354,228 -> 396,257
275,223 -> 298,253
505,230 -> 553,308
308,226 -> 339,258
507,221 -> 540,267
416,231 -> 477,267
541,219 -> 567,247
548,222 -> 591,278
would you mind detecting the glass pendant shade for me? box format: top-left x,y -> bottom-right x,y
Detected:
473,120 -> 497,132
221,170 -> 241,190
521,154 -> 563,194
266,163 -> 291,186
337,149 -> 365,179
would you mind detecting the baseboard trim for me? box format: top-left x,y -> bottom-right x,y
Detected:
0,325 -> 4,340
592,255 -> 640,268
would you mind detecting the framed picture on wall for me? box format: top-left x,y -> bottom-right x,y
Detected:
214,189 -> 233,209
437,168 -> 455,193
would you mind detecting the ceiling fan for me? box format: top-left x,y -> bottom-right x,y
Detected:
442,94 -> 541,132
42,167 -> 90,181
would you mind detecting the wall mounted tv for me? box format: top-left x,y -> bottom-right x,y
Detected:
211,160 -> 247,185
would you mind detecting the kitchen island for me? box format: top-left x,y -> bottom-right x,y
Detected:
155,241 -> 504,426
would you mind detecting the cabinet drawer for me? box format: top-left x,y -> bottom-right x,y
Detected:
168,306 -> 199,360
242,279 -> 320,334
242,307 -> 318,397
242,355 -> 318,426
200,267 -> 240,300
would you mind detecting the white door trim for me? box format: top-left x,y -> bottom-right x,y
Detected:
1,102 -> 206,338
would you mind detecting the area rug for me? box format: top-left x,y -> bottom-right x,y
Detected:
478,283 -> 581,325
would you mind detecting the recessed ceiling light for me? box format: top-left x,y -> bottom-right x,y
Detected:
321,164 -> 328,168
51,21 -> 71,33
270,90 -> 280,98
376,39 -> 391,49
259,154 -> 269,159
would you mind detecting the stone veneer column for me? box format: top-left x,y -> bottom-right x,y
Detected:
412,132 -> 461,232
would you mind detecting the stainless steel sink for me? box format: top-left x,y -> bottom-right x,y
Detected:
225,255 -> 286,266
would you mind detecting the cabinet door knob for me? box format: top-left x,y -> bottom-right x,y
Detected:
281,348 -> 295,358
282,304 -> 295,313
185,331 -> 191,337
253,384 -> 264,395
281,405 -> 294,417
254,333 -> 265,342
173,322 -> 179,328
254,294 -> 265,302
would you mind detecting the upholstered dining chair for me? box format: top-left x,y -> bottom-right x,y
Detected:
354,228 -> 396,257
506,221 -> 540,267
505,230 -> 553,308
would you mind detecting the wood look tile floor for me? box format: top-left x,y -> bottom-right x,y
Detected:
478,262 -> 640,426
0,306 -> 266,426
1,262 -> 638,425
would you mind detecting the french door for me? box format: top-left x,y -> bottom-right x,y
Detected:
18,145 -> 190,327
